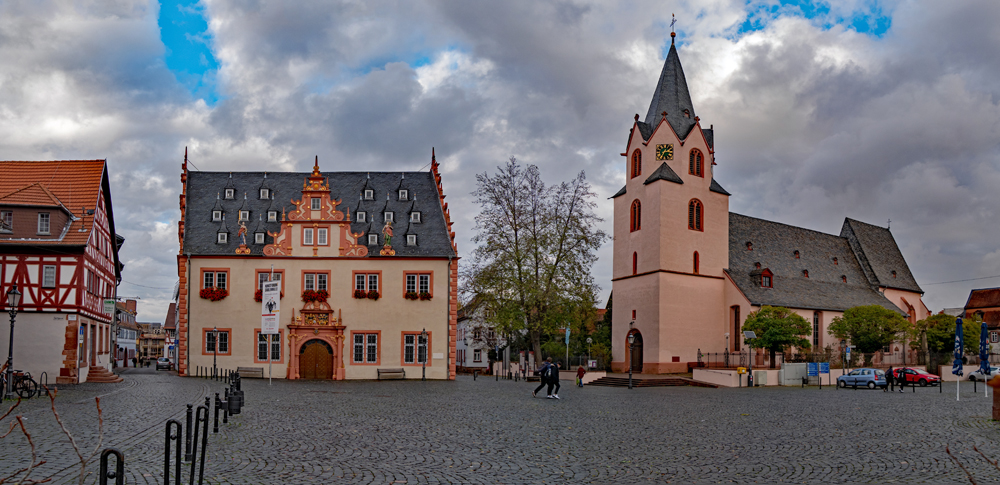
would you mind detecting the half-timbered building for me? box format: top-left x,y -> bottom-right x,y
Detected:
0,160 -> 124,384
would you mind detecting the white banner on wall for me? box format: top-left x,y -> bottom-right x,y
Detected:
260,281 -> 280,334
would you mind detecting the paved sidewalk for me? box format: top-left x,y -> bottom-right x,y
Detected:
2,371 -> 999,483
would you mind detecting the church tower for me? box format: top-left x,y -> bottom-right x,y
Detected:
611,31 -> 731,373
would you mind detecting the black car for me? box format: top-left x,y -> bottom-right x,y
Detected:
155,357 -> 172,371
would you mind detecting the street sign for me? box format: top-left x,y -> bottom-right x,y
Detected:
564,327 -> 571,345
845,346 -> 851,361
819,362 -> 830,374
103,299 -> 115,315
260,281 -> 280,334
807,362 -> 819,377
737,367 -> 747,374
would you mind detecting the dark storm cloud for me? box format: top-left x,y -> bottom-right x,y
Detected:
2,0 -> 999,317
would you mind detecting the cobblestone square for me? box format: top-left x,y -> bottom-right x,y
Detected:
3,369 -> 1000,484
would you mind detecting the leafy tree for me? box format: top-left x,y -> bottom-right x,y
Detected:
462,158 -> 608,360
828,305 -> 911,358
741,306 -> 811,368
914,313 -> 979,354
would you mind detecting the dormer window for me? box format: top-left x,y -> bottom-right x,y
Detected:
407,234 -> 417,246
762,275 -> 771,287
0,210 -> 12,233
802,270 -> 809,278
410,212 -> 421,223
841,275 -> 847,283
754,262 -> 761,270
833,257 -> 838,265
217,233 -> 228,244
399,189 -> 408,200
683,109 -> 690,118
356,211 -> 366,222
368,234 -> 378,245
212,211 -> 222,222
37,212 -> 50,235
225,189 -> 234,199
310,198 -> 321,210
891,270 -> 897,278
364,189 -> 373,200
255,233 -> 265,244
267,211 -> 277,222
239,210 -> 249,221
260,188 -> 269,199
793,250 -> 800,259
746,242 -> 753,251
384,212 -> 393,223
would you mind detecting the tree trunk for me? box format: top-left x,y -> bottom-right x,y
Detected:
770,349 -> 776,369
531,329 -> 543,370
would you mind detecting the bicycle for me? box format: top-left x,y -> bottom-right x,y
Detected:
1,370 -> 38,400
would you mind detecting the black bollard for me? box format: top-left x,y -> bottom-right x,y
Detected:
222,389 -> 229,424
975,379 -> 978,393
184,404 -> 193,462
213,393 -> 221,434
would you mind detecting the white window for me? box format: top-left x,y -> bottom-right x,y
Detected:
217,233 -> 228,244
0,210 -> 11,232
212,211 -> 222,222
354,273 -> 379,292
224,189 -> 234,199
318,228 -> 328,245
257,333 -> 280,361
364,189 -> 373,200
303,228 -> 313,245
419,274 -> 429,293
992,332 -> 999,344
473,349 -> 482,362
37,212 -> 50,234
368,234 -> 378,245
406,274 -> 417,293
257,272 -> 282,289
204,271 -> 227,290
239,210 -> 249,221
353,333 -> 378,363
407,234 -> 417,246
356,211 -> 366,222
304,273 -> 328,291
255,233 -> 265,244
310,198 -> 321,210
410,212 -> 421,223
260,188 -> 269,199
403,334 -> 427,364
42,265 -> 56,288
384,212 -> 393,223
399,189 -> 408,200
267,211 -> 277,222
206,330 -> 229,353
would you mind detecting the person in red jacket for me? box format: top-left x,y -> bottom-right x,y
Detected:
576,365 -> 587,387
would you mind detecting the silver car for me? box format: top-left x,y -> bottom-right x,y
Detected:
837,368 -> 887,389
967,366 -> 999,382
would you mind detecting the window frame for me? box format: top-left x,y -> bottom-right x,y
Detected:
302,227 -> 314,245
254,329 -> 284,363
42,265 -> 57,288
630,199 -> 641,232
217,232 -> 228,244
384,211 -> 394,223
350,331 -> 381,365
406,234 -> 417,246
689,148 -> 704,177
255,269 -> 285,292
352,270 -> 382,296
224,189 -> 234,199
303,271 -> 330,292
260,188 -> 269,199
202,328 -> 232,356
356,211 -> 366,222
310,198 -> 321,210
200,268 -> 229,290
410,212 -> 421,223
368,234 -> 378,245
473,349 -> 482,363
363,189 -> 373,200
403,272 -> 433,297
630,149 -> 642,178
0,210 -> 11,233
402,331 -> 432,366
255,232 -> 265,244
37,212 -> 50,235
688,199 -> 704,232
212,210 -> 222,222
267,210 -> 277,222
317,227 -> 329,246
399,189 -> 408,200
239,210 -> 249,221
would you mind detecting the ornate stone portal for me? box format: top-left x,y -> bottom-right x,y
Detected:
286,301 -> 346,380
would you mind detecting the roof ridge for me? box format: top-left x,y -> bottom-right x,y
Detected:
730,212 -> 844,239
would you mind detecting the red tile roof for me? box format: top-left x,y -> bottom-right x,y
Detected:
0,160 -> 106,246
965,288 -> 1000,310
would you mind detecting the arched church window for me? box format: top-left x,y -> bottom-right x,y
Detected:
693,251 -> 699,274
630,200 -> 641,232
688,199 -> 703,231
632,252 -> 637,275
630,150 -> 642,178
689,149 -> 704,177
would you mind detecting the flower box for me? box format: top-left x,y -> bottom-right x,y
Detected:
200,287 -> 228,302
367,290 -> 380,301
254,289 -> 284,302
353,289 -> 368,299
301,290 -> 329,303
419,292 -> 432,301
404,291 -> 419,301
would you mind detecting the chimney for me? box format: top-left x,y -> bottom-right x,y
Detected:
126,299 -> 137,313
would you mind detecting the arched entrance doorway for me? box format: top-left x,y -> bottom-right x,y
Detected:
299,339 -> 333,379
628,330 -> 643,373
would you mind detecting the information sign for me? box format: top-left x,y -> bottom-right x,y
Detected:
260,281 -> 280,334
807,362 -> 819,377
103,299 -> 115,315
819,362 -> 830,374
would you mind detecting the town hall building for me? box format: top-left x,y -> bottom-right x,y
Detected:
611,33 -> 930,374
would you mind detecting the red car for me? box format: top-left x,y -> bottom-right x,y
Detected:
892,367 -> 941,387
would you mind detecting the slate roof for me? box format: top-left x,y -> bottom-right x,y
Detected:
965,288 -> 1000,310
183,170 -> 456,258
643,162 -> 683,185
728,213 -> 904,314
840,218 -> 922,293
709,178 -> 730,195
610,185 -> 627,199
640,41 -> 698,141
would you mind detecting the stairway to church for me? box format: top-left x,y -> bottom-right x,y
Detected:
85,366 -> 124,383
587,376 -> 718,388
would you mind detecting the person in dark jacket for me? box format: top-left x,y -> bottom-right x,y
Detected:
533,358 -> 552,398
885,366 -> 894,392
547,363 -> 561,399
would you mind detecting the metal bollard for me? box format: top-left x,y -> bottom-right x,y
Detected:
99,448 -> 125,485
213,393 -> 221,434
164,420 -> 182,485
184,404 -> 193,462
223,389 -> 229,424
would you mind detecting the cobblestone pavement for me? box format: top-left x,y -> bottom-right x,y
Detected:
3,370 -> 1000,484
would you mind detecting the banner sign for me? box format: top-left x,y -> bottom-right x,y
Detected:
564,327 -> 571,345
261,281 -> 280,334
807,362 -> 818,377
104,299 -> 116,315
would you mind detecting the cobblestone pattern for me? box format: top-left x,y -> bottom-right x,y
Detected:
2,370 -> 1000,483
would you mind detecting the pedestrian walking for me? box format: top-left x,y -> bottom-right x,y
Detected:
547,362 -> 561,399
576,365 -> 586,388
885,366 -> 894,392
532,358 -> 552,398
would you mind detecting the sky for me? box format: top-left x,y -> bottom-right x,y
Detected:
1,0 -> 999,322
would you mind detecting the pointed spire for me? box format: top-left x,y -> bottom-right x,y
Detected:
643,30 -> 697,140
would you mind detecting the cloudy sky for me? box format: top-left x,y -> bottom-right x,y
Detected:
1,0 -> 998,321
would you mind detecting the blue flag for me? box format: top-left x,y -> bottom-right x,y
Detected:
953,317 -> 964,376
981,321 -> 991,376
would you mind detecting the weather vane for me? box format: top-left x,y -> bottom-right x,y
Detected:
671,13 -> 676,33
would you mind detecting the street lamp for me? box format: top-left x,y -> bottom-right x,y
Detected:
725,332 -> 730,368
420,328 -> 428,381
627,331 -> 636,390
586,337 -> 592,368
212,326 -> 218,380
5,285 -> 22,400
841,339 -> 847,376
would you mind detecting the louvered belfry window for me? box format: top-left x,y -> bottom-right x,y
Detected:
688,199 -> 703,231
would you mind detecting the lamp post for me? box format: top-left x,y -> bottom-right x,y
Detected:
212,326 -> 218,380
5,285 -> 22,400
744,330 -> 757,387
420,328 -> 428,381
586,337 -> 592,368
627,331 -> 636,390
725,332 -> 730,368
841,339 -> 847,376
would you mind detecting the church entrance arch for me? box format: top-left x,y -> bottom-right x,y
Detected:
299,339 -> 333,379
627,330 -> 643,373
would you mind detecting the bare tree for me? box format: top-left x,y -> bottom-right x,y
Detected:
464,158 -> 607,360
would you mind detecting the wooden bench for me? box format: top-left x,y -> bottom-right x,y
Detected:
377,368 -> 405,380
237,367 -> 264,379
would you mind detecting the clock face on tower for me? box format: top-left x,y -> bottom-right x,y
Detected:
656,144 -> 673,161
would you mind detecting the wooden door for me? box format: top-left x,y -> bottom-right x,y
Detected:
299,339 -> 333,379
629,332 -> 643,373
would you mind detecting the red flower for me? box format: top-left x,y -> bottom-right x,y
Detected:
419,292 -> 433,301
353,289 -> 368,299
255,289 -> 283,302
367,290 -> 380,301
301,290 -> 329,303
405,291 -> 419,300
199,287 -> 228,302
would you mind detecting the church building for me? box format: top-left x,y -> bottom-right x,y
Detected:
176,151 -> 458,380
611,32 -> 929,374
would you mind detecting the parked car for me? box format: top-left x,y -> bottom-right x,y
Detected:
967,367 -> 1000,381
892,367 -> 940,387
837,368 -> 886,389
156,357 -> 172,371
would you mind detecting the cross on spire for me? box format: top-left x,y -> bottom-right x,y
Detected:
670,13 -> 677,43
